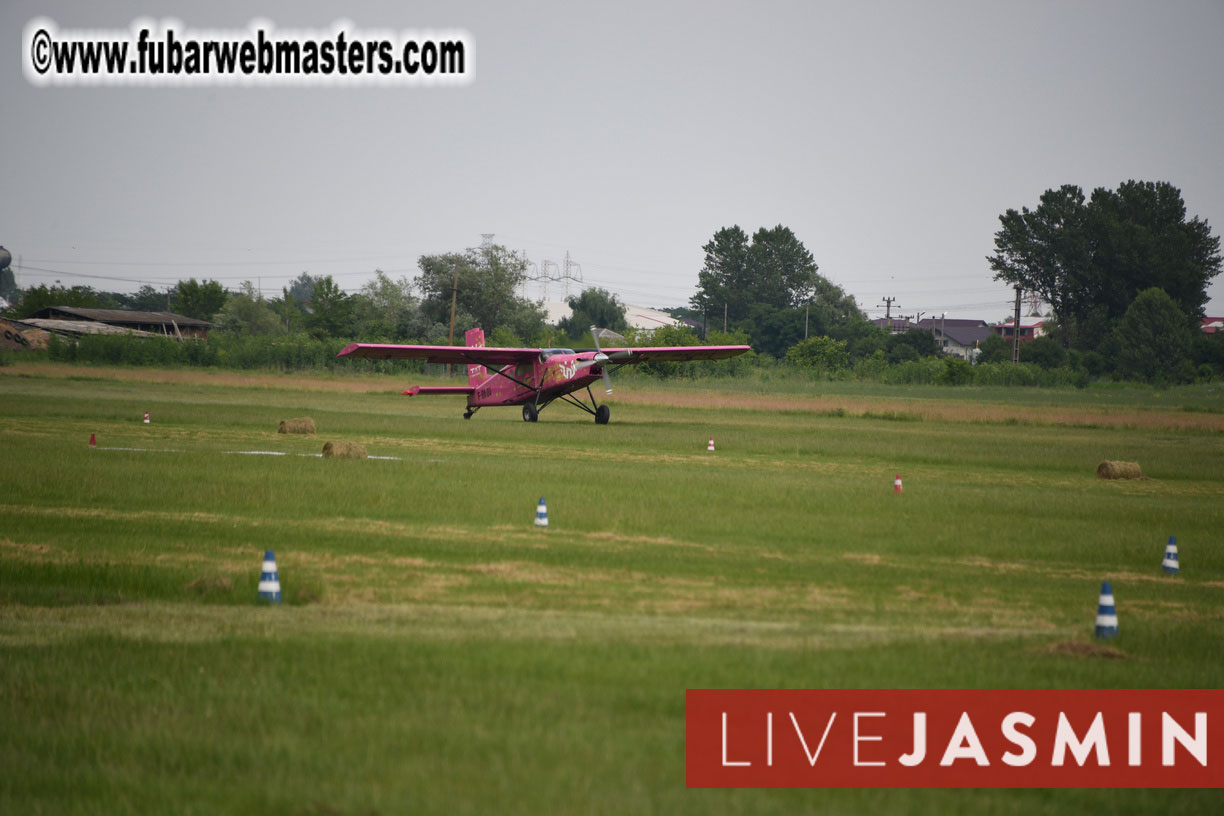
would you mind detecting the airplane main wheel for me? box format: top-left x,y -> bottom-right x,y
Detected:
522,403 -> 539,423
595,405 -> 610,425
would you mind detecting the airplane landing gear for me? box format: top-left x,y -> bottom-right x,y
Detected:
595,404 -> 610,425
522,403 -> 539,423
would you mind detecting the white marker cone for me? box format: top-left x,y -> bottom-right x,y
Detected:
535,497 -> 549,528
1094,581 -> 1117,638
707,437 -> 715,452
894,474 -> 903,494
1162,536 -> 1179,575
143,411 -> 150,424
258,550 -> 282,604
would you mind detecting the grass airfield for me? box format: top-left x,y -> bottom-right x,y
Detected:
1,363 -> 1222,814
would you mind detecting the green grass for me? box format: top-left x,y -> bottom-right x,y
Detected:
1,363 -> 1222,814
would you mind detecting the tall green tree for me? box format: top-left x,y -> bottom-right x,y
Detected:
557,287 -> 627,339
306,275 -> 353,339
170,278 -> 228,322
1112,287 -> 1195,383
116,284 -> 172,312
0,269 -> 19,307
284,273 -> 319,307
416,244 -> 545,341
12,284 -> 109,318
214,281 -> 280,336
690,225 -> 860,356
691,225 -> 822,324
352,270 -> 421,339
988,181 -> 1221,351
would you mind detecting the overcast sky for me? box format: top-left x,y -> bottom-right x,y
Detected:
3,0 -> 1222,323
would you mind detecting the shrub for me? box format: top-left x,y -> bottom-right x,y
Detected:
937,357 -> 974,385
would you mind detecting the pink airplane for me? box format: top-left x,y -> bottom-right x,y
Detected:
337,327 -> 750,423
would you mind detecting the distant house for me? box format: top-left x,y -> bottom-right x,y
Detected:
26,307 -> 212,340
1201,317 -> 1224,334
540,300 -> 681,331
917,318 -> 996,361
871,317 -> 917,335
993,316 -> 1047,343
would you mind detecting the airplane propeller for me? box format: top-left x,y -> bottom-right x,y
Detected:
587,325 -> 631,394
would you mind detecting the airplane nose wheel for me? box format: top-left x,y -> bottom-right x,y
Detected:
595,405 -> 610,425
522,403 -> 539,423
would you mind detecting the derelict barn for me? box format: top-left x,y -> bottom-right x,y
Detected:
25,306 -> 213,341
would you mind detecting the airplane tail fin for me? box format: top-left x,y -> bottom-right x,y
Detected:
464,328 -> 486,386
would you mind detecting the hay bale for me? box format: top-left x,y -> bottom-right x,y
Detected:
1096,460 -> 1143,480
278,417 -> 316,435
322,440 -> 368,459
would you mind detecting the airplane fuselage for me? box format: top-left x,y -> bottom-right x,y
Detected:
468,349 -> 605,407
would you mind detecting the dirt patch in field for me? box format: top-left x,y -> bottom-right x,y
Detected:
1045,640 -> 1128,659
185,575 -> 234,595
944,556 -> 1193,587
616,390 -> 1224,431
463,561 -> 581,586
1,363 -> 402,393
842,553 -> 887,566
0,539 -> 63,557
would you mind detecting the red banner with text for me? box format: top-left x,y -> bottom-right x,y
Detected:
686,689 -> 1222,788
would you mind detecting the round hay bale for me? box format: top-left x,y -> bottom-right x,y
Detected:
322,440 -> 368,459
278,417 -> 316,435
1096,460 -> 1143,480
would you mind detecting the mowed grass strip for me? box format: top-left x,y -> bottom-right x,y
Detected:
1,363 -> 1222,814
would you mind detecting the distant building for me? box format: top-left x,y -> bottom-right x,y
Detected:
870,317 -> 917,334
540,300 -> 680,331
27,306 -> 212,340
993,316 -> 1047,343
917,318 -> 996,361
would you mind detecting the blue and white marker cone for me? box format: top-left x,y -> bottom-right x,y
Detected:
1162,536 -> 1179,575
258,549 -> 282,604
1094,580 -> 1118,638
534,497 -> 549,528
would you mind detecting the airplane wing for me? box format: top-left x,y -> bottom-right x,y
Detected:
338,342 -> 751,366
336,343 -> 540,365
597,345 -> 751,363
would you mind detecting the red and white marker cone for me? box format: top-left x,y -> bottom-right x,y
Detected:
143,411 -> 150,424
707,437 -> 715,452
89,433 -> 97,449
893,474 -> 903,494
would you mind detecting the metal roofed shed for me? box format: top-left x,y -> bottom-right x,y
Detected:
28,307 -> 213,340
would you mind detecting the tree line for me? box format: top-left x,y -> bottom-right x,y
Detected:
3,178 -> 1222,384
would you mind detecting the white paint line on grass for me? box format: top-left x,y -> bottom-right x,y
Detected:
92,448 -> 401,461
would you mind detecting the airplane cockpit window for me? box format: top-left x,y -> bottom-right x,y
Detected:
539,349 -> 575,362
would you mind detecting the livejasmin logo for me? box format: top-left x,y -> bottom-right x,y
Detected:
686,689 -> 1222,788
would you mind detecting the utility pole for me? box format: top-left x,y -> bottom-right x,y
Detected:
804,303 -> 810,340
723,303 -> 728,333
448,261 -> 460,377
448,261 -> 459,346
879,297 -> 898,333
1012,286 -> 1022,364
941,312 -> 946,353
